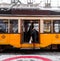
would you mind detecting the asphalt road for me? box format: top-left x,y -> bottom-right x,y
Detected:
0,52 -> 60,61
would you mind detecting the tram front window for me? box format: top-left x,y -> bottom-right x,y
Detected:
22,20 -> 39,43
0,19 -> 8,33
10,20 -> 18,33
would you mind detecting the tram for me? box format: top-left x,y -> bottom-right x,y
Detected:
0,9 -> 60,50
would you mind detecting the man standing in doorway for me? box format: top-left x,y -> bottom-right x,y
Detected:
28,21 -> 38,43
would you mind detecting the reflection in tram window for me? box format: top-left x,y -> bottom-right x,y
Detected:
0,19 -> 8,33
53,21 -> 60,33
22,20 -> 39,43
10,20 -> 18,33
44,21 -> 51,33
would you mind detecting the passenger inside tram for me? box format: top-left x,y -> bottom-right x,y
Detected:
0,20 -> 8,33
54,21 -> 60,33
10,20 -> 18,33
0,19 -> 18,33
27,21 -> 39,43
22,20 -> 39,43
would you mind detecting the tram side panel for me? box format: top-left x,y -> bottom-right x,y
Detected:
9,34 -> 21,48
40,34 -> 52,48
40,20 -> 60,48
0,34 -> 9,45
0,34 -> 21,48
0,19 -> 21,48
1,19 -> 60,49
40,20 -> 52,48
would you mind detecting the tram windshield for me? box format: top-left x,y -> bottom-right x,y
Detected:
0,19 -> 8,33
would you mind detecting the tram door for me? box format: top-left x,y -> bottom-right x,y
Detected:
21,20 -> 39,48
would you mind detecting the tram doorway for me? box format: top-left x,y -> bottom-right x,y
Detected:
21,20 -> 40,44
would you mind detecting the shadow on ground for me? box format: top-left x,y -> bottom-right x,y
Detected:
0,48 -> 60,54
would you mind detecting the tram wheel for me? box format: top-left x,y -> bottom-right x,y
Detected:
42,45 -> 52,50
57,45 -> 60,50
0,46 -> 5,52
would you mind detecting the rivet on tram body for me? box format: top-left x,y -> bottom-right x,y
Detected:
1,35 -> 6,39
55,35 -> 59,38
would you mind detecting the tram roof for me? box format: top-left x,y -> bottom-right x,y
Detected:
0,9 -> 60,16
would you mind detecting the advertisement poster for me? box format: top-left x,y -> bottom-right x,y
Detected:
0,0 -> 60,61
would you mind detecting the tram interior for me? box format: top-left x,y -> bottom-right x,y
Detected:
22,20 -> 39,44
43,20 -> 60,33
0,19 -> 18,33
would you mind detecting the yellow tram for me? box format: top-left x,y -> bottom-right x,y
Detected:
0,9 -> 60,49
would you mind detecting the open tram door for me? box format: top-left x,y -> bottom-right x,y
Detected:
21,20 -> 40,49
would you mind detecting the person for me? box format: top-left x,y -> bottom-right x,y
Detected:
27,22 -> 39,43
23,23 -> 28,43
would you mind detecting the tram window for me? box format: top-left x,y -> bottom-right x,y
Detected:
43,21 -> 51,33
0,19 -> 8,33
10,20 -> 18,33
22,20 -> 39,43
53,20 -> 60,33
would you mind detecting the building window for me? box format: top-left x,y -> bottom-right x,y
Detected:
43,20 -> 51,33
0,19 -> 8,33
10,20 -> 18,33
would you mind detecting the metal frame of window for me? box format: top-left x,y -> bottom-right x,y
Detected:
0,19 -> 18,34
43,20 -> 51,33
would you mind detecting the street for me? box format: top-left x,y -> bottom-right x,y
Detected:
0,52 -> 60,61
